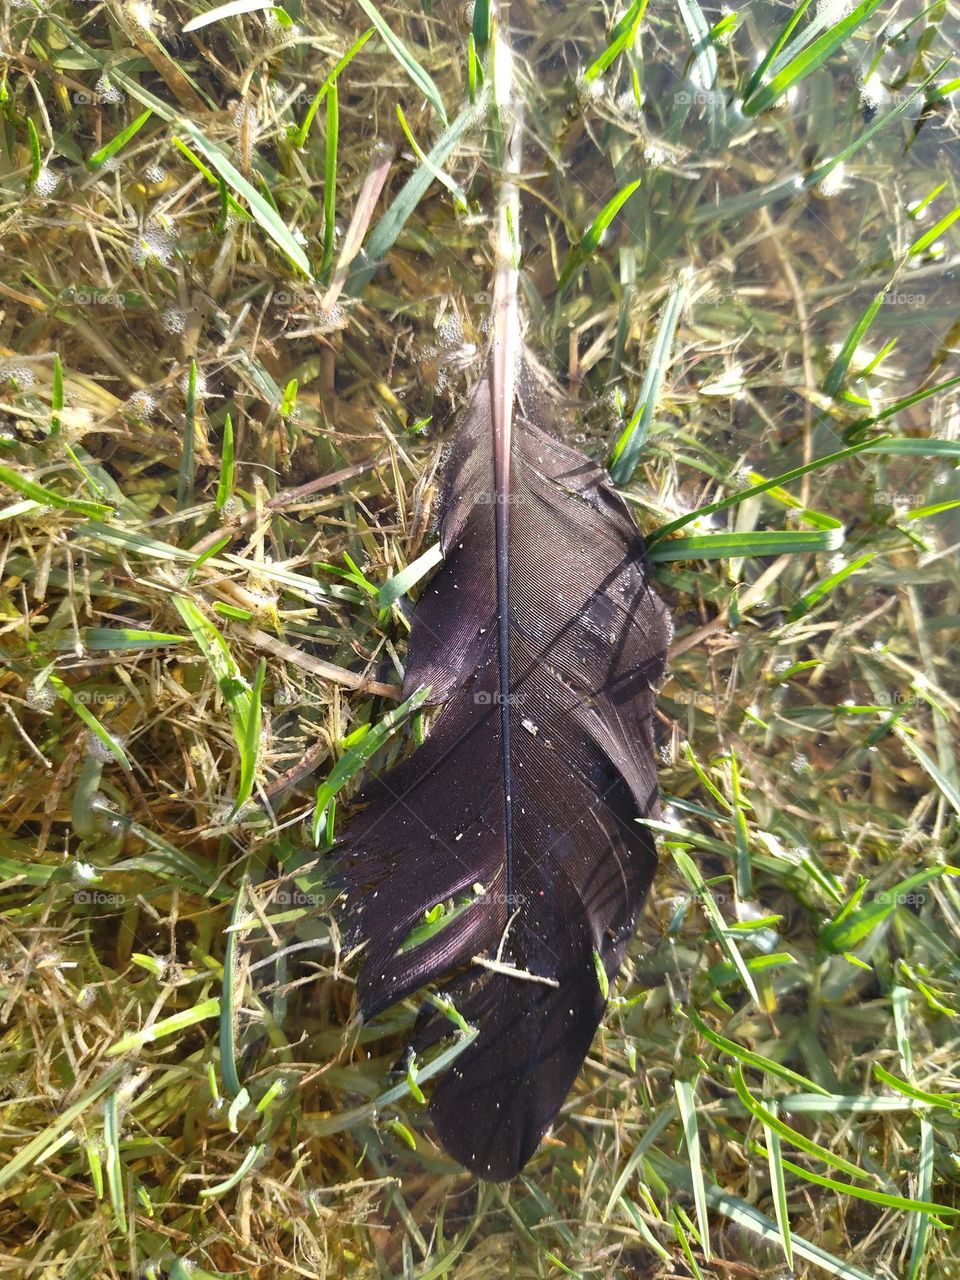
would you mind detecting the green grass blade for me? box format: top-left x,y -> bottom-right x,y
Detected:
311,687 -> 431,844
728,752 -> 751,897
744,0 -> 885,115
172,137 -> 249,221
0,1064 -> 128,1194
644,438 -> 882,544
609,274 -> 687,486
175,121 -> 311,275
199,1144 -> 266,1198
322,81 -> 339,278
26,117 -> 42,186
742,0 -> 814,100
688,1005 -> 832,1096
732,1066 -> 871,1181
671,848 -> 759,1001
896,734 -> 960,816
171,596 -> 262,812
108,998 -> 221,1055
874,1065 -> 960,1115
220,883 -> 247,1097
700,1177 -> 877,1279
472,0 -> 490,45
910,203 -> 960,257
49,675 -> 131,770
395,105 -> 468,211
677,0 -> 721,137
585,0 -> 648,82
785,552 -> 875,623
675,1079 -> 711,1260
763,1100 -> 793,1269
557,179 -> 642,294
354,93 -> 486,288
648,527 -> 843,562
771,1150 -> 956,1216
378,541 -> 444,609
862,435 -> 960,457
87,108 -> 152,170
818,866 -> 952,954
102,1092 -> 127,1232
215,413 -> 235,510
50,352 -> 64,436
909,1119 -> 936,1279
177,359 -> 197,509
292,30 -> 374,148
0,464 -> 112,516
824,290 -> 885,397
354,0 -> 447,124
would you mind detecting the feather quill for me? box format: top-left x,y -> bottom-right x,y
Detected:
336,37 -> 671,1180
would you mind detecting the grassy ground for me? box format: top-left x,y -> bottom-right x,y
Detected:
1,0 -> 959,1276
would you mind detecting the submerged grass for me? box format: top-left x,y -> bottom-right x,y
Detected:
0,0 -> 958,1277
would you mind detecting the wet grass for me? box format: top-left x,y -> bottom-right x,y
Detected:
0,0 -> 959,1277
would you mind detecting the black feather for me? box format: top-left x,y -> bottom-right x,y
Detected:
336,353 -> 671,1179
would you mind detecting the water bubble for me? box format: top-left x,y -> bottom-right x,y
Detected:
86,730 -> 119,762
26,680 -> 56,712
815,163 -> 846,199
126,0 -> 156,29
90,792 -> 119,816
32,167 -> 60,198
94,75 -> 124,106
859,72 -> 886,112
126,390 -> 156,419
132,218 -> 176,267
161,307 -> 187,334
3,363 -> 36,390
816,0 -> 854,18
576,70 -> 605,106
615,90 -> 644,119
438,313 -> 464,347
233,100 -> 261,144
180,368 -> 208,398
